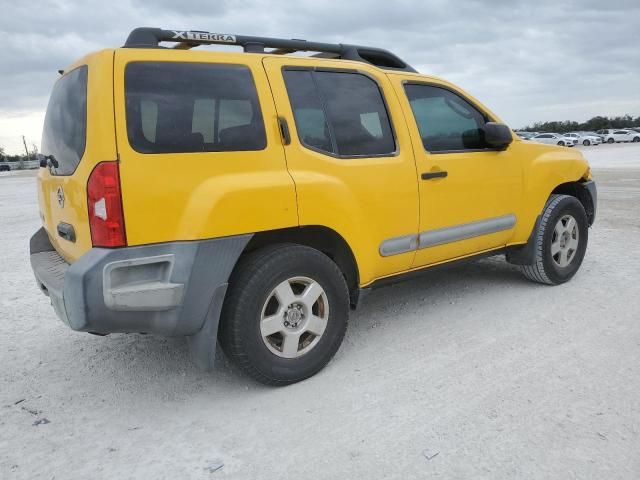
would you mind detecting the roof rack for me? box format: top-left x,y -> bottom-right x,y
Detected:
124,27 -> 417,73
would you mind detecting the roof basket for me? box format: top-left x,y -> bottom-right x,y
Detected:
124,27 -> 417,73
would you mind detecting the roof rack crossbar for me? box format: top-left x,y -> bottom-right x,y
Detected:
124,27 -> 417,72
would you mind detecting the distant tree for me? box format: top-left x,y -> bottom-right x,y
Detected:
521,114 -> 639,133
0,146 -> 5,161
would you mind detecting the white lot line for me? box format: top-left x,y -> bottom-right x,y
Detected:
1,144 -> 639,479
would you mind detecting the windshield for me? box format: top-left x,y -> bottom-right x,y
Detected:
40,66 -> 88,176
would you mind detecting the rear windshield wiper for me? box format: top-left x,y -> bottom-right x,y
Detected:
37,154 -> 59,169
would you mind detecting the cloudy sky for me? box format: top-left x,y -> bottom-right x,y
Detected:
0,0 -> 638,154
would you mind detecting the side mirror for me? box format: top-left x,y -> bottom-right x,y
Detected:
484,122 -> 513,149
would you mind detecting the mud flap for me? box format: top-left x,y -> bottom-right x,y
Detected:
505,215 -> 541,266
187,283 -> 228,371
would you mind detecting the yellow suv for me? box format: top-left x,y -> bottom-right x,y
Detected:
30,28 -> 596,385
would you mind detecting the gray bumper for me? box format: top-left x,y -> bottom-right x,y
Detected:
30,227 -> 250,339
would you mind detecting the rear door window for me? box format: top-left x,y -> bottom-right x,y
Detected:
41,66 -> 88,176
125,62 -> 266,153
283,69 -> 396,157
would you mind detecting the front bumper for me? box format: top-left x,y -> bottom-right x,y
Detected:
30,227 -> 250,336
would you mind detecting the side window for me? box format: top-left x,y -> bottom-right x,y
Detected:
125,62 -> 266,153
404,84 -> 490,152
282,70 -> 335,154
283,69 -> 396,157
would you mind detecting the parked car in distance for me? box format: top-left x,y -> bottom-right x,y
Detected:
596,129 -> 640,143
565,132 -> 602,146
516,131 -> 537,140
0,164 -> 11,172
623,129 -> 640,141
581,131 -> 604,139
29,27 -> 597,385
530,133 -> 576,146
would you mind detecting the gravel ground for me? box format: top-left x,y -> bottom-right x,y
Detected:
1,143 -> 639,479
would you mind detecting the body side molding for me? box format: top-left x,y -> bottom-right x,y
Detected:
379,234 -> 418,257
379,214 -> 517,257
418,214 -> 517,249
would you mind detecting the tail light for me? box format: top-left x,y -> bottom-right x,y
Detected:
87,161 -> 127,247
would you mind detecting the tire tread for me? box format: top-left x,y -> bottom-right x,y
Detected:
519,194 -> 568,285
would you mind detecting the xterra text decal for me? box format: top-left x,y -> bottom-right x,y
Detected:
171,31 -> 237,43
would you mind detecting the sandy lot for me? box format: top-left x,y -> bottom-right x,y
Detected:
1,143 -> 639,479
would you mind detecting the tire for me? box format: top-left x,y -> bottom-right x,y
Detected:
583,139 -> 590,146
607,138 -> 614,144
633,137 -> 640,143
519,194 -> 589,285
557,141 -> 564,146
218,244 -> 349,386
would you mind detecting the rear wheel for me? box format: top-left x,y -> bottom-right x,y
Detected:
519,195 -> 589,285
219,244 -> 349,385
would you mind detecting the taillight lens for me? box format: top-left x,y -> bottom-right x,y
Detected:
87,161 -> 127,247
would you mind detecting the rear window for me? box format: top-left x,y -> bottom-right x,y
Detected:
125,62 -> 266,153
41,66 -> 88,176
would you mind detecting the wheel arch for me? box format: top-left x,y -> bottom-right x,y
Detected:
240,225 -> 362,308
507,179 -> 596,265
551,180 -> 596,225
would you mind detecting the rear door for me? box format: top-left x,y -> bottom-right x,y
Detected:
262,57 -> 420,285
37,50 -> 117,262
113,49 -> 297,246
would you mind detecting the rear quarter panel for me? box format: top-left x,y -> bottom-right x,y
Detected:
112,49 -> 298,245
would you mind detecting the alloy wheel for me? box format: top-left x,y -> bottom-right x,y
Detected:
551,214 -> 580,268
260,276 -> 329,358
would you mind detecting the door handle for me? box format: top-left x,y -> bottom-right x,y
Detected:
278,116 -> 291,145
421,171 -> 448,180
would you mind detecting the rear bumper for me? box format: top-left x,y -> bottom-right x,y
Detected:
30,227 -> 250,336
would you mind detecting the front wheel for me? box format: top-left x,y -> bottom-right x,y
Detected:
219,244 -> 349,385
519,194 -> 589,285
583,139 -> 591,146
557,141 -> 565,146
633,137 -> 640,143
607,138 -> 614,144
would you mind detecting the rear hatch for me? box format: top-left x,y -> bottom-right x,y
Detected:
37,50 -> 117,263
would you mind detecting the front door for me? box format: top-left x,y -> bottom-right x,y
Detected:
391,77 -> 522,268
